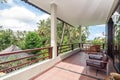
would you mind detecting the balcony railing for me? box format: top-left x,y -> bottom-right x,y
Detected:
80,43 -> 105,50
0,47 -> 52,74
57,43 -> 105,55
0,43 -> 105,76
57,43 -> 80,55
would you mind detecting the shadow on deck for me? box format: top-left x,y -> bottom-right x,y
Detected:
31,51 -> 114,80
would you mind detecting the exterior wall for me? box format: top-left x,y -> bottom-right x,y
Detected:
0,49 -> 80,80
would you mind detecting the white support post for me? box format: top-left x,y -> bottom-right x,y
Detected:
51,3 -> 57,59
79,25 -> 82,43
79,25 -> 82,49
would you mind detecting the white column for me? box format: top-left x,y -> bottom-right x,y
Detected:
79,25 -> 82,43
51,3 -> 57,59
79,25 -> 82,49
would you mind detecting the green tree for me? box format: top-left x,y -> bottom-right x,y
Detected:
81,26 -> 89,43
24,32 -> 42,51
92,37 -> 103,45
37,18 -> 51,46
37,19 -> 89,45
115,15 -> 120,43
116,30 -> 120,42
0,30 -> 12,50
81,33 -> 86,43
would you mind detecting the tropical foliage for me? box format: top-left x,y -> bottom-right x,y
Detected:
24,32 -> 42,50
0,30 -> 12,50
0,27 -> 26,50
81,26 -> 89,43
92,37 -> 103,44
0,18 -> 89,54
114,13 -> 120,44
37,18 -> 89,45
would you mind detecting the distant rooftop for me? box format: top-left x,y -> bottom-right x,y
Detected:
0,45 -> 30,62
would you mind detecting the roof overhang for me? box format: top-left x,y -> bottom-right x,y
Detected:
24,0 -> 119,26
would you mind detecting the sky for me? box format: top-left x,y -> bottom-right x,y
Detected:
0,0 -> 105,40
88,24 -> 105,40
0,0 -> 50,31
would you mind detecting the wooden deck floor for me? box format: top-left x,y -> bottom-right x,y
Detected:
31,52 -> 111,80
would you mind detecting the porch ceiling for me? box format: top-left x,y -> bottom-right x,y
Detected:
25,0 -> 119,26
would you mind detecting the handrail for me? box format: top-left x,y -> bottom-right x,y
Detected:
58,43 -> 79,46
0,47 -> 52,56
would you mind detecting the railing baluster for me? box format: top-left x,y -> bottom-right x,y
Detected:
57,46 -> 59,56
71,44 -> 74,50
79,43 -> 81,48
102,43 -> 105,49
48,47 -> 52,59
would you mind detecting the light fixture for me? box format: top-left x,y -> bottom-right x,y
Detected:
112,11 -> 120,25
